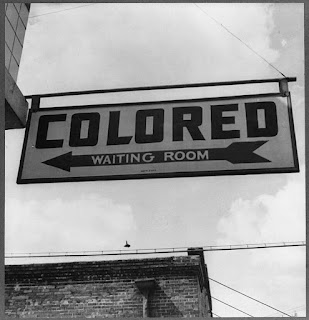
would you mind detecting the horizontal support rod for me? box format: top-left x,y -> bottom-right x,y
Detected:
5,241 -> 305,259
25,77 -> 297,99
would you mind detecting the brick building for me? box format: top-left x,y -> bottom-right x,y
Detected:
5,3 -> 30,129
5,249 -> 212,318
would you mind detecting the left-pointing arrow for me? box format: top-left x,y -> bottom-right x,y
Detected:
43,152 -> 95,172
43,141 -> 270,172
42,152 -> 73,172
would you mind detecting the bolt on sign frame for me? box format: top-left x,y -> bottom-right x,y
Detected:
17,77 -> 299,184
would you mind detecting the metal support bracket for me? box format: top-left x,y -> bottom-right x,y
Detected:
279,79 -> 290,97
30,95 -> 41,111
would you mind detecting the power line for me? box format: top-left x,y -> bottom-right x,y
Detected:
29,3 -> 97,19
5,241 -> 305,259
212,312 -> 221,317
212,296 -> 254,317
193,3 -> 287,78
209,277 -> 292,317
29,3 -> 287,79
266,305 -> 305,317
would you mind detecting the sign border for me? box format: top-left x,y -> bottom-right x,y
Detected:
17,93 -> 299,184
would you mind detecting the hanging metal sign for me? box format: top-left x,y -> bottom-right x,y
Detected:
17,93 -> 299,184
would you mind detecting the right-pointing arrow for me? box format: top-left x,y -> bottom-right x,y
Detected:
209,141 -> 270,164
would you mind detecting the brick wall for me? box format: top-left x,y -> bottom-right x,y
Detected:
5,256 -> 212,318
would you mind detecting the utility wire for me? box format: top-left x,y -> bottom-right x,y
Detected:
209,278 -> 292,317
5,241 -> 305,259
212,296 -> 254,317
266,305 -> 305,317
193,3 -> 287,78
29,3 -> 97,19
29,3 -> 287,79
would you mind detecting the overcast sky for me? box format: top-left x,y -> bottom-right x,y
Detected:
5,3 -> 305,317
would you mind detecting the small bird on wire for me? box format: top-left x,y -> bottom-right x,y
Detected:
124,241 -> 130,248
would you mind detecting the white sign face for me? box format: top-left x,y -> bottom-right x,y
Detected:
17,94 -> 299,183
